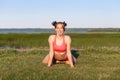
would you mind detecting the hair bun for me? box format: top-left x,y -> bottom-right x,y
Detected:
63,21 -> 67,27
52,21 -> 67,27
52,21 -> 57,26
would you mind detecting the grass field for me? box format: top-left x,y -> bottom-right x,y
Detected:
0,33 -> 120,80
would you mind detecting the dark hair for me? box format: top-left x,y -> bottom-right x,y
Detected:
52,21 -> 67,31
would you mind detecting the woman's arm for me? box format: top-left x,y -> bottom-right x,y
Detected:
47,35 -> 54,67
66,36 -> 74,68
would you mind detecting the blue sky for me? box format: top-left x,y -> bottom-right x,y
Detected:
0,0 -> 120,28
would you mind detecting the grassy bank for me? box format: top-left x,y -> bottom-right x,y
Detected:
0,33 -> 120,48
0,33 -> 120,80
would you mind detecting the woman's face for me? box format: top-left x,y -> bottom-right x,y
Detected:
55,24 -> 64,36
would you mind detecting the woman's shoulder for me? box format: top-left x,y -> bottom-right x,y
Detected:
48,35 -> 55,41
64,35 -> 71,39
64,35 -> 71,42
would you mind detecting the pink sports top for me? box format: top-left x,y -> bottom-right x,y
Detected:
53,35 -> 67,52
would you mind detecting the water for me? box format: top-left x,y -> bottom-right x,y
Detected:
0,28 -> 88,34
0,28 -> 119,34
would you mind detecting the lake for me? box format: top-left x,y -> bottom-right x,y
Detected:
0,28 -> 88,34
0,28 -> 119,34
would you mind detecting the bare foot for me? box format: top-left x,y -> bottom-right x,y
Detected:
56,60 -> 65,64
65,61 -> 69,64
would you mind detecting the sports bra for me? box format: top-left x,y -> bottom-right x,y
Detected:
53,35 -> 67,52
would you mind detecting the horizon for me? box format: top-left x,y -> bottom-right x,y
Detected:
0,0 -> 120,28
0,27 -> 120,29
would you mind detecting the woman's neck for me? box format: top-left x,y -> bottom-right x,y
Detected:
56,34 -> 64,39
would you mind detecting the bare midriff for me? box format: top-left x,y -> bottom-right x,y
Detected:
54,51 -> 67,60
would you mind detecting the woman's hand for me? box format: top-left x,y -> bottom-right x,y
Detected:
70,65 -> 74,68
47,64 -> 51,67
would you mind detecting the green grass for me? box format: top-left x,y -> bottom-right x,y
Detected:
0,33 -> 120,80
0,33 -> 120,48
0,33 -> 50,48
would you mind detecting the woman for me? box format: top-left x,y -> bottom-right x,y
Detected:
42,21 -> 76,68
